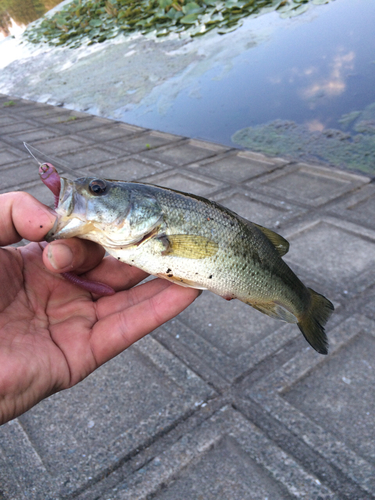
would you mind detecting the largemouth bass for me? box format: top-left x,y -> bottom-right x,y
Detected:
45,174 -> 334,355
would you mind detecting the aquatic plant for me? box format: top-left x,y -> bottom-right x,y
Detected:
231,103 -> 375,174
23,0 -> 331,47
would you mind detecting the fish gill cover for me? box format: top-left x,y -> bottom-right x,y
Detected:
23,0 -> 332,48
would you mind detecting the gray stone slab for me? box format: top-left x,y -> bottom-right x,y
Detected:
31,136 -> 91,155
78,122 -> 145,142
212,187 -> 306,229
282,217 -> 375,300
0,146 -> 23,166
0,119 -> 36,135
88,157 -> 167,182
327,184 -> 375,230
108,130 -> 182,153
0,161 -> 40,191
142,138 -> 228,167
247,315 -> 375,496
108,407 -> 338,500
187,150 -> 287,184
362,292 -> 375,322
57,144 -> 121,168
157,292 -> 300,384
8,127 -> 62,143
0,336 -> 213,498
52,116 -> 112,134
248,163 -> 370,207
142,169 -> 225,196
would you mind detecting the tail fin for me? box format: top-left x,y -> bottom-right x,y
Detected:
297,288 -> 334,355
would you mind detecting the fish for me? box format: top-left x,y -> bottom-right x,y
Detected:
45,173 -> 334,355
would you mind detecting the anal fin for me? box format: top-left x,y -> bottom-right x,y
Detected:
247,300 -> 298,323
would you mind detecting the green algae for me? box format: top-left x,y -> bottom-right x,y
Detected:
23,0 -> 333,48
232,103 -> 375,175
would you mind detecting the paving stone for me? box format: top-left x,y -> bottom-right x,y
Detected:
52,116 -> 111,134
157,292 -> 300,384
327,183 -> 375,230
0,161 -> 40,191
142,169 -> 225,196
108,407 -> 338,500
8,127 -> 61,143
246,315 -> 375,496
187,150 -> 287,184
109,130 -> 182,153
0,146 -> 23,166
30,136 -> 91,155
88,157 -> 165,181
212,188 -> 306,228
57,145 -> 120,168
362,292 -> 375,322
142,139 -> 228,167
0,119 -> 36,135
248,163 -> 370,207
78,123 -> 145,142
282,217 -> 375,299
0,114 -> 19,127
0,336 -> 213,498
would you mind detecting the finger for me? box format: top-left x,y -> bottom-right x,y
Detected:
90,283 -> 199,364
96,277 -> 171,317
0,192 -> 56,246
43,239 -> 105,274
85,255 -> 149,291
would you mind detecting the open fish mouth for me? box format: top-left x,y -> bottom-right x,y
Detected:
45,177 -> 93,242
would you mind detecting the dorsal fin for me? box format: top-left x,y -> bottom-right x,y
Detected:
252,223 -> 289,257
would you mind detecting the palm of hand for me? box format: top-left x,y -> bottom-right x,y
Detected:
0,241 -> 198,424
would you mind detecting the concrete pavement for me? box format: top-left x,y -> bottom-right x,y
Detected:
1,94 -> 375,499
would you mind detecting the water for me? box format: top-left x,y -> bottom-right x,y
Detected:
116,0 -> 375,171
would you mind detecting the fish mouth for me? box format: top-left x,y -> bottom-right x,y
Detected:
45,177 -> 93,242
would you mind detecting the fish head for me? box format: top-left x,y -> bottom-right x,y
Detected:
46,177 -> 163,248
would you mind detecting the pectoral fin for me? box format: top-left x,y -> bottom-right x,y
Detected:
157,234 -> 218,259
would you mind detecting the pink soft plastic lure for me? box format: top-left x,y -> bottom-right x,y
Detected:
39,163 -> 115,296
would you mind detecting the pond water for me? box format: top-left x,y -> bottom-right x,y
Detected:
116,0 -> 375,173
1,0 -> 374,173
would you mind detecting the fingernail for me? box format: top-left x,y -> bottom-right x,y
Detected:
47,243 -> 73,270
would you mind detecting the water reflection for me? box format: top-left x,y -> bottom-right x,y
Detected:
0,0 -> 61,38
115,0 -> 374,172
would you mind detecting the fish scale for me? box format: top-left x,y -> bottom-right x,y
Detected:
43,172 -> 334,355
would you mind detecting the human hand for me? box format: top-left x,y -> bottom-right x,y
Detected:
0,192 -> 199,425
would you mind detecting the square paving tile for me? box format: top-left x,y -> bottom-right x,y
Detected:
282,217 -> 375,299
156,292 -> 300,384
31,136 -> 90,155
142,169 -> 225,196
212,188 -> 305,229
88,157 -> 165,181
109,130 -> 182,153
78,122 -> 144,142
327,184 -> 375,230
0,161 -> 40,191
57,145 -> 119,169
0,337 -> 213,498
142,139 -> 227,167
0,147 -> 23,166
248,163 -> 369,207
246,315 -> 375,496
188,151 -> 287,184
8,127 -> 61,143
106,407 -> 337,500
0,119 -> 36,135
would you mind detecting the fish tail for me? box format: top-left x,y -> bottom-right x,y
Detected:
297,288 -> 334,355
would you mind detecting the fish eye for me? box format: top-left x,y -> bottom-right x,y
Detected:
89,179 -> 107,195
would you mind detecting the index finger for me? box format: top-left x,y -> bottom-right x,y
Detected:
0,192 -> 56,246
